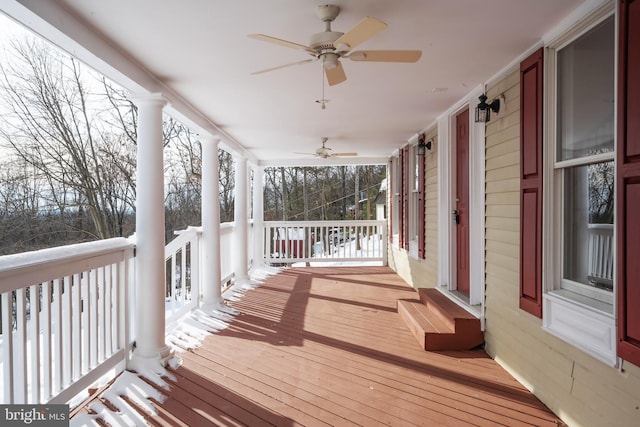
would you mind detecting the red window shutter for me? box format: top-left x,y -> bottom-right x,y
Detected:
519,48 -> 544,318
418,150 -> 426,259
617,0 -> 640,366
402,146 -> 410,250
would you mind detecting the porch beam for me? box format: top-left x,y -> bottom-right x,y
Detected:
130,93 -> 171,366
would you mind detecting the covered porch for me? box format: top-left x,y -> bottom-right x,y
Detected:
72,266 -> 561,426
3,1 -> 639,426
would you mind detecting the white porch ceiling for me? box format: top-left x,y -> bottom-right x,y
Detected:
2,0 -> 586,166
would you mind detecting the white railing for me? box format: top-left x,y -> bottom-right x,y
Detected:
164,222 -> 237,328
220,222 -> 235,287
263,220 -> 387,265
587,223 -> 614,289
165,227 -> 201,328
0,218 -> 387,405
0,238 -> 134,404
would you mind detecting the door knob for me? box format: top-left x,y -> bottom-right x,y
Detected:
453,209 -> 460,225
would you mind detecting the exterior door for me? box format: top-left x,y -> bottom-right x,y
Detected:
455,108 -> 470,295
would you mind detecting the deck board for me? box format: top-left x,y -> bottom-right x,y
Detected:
73,266 -> 563,426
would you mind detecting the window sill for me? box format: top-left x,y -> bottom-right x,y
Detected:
553,288 -> 613,315
543,291 -> 616,366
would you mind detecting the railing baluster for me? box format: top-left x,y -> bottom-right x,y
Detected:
171,251 -> 177,315
29,284 -> 41,403
89,269 -> 98,369
1,291 -> 14,403
190,239 -> 199,304
105,264 -> 113,357
15,289 -> 27,403
117,257 -> 127,357
51,279 -> 62,397
181,242 -> 187,304
98,267 -> 106,363
81,272 -> 89,375
41,281 -> 51,400
62,276 -> 72,388
72,273 -> 81,381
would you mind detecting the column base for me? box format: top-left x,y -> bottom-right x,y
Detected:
128,344 -> 174,376
233,276 -> 258,290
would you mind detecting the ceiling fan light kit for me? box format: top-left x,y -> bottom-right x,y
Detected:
248,4 -> 422,86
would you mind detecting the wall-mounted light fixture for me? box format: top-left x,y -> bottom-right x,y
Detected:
417,133 -> 432,155
475,93 -> 502,123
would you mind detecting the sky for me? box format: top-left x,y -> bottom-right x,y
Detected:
0,11 -> 28,42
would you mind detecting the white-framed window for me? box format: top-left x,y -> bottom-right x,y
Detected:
391,154 -> 400,247
554,14 -> 616,306
409,144 -> 419,256
543,9 -> 617,365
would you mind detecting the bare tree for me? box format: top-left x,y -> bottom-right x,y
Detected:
219,150 -> 235,222
0,37 -> 136,239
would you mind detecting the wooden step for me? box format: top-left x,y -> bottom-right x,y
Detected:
397,289 -> 483,351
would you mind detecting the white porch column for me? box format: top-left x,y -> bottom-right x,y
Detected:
131,93 -> 171,366
252,165 -> 265,267
233,155 -> 250,284
200,136 -> 223,309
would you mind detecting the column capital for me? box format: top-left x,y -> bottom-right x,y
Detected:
130,92 -> 168,108
200,134 -> 221,145
250,163 -> 265,172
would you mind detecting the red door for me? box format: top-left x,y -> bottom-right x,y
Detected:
456,109 -> 470,295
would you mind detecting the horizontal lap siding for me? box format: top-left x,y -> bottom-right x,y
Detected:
424,131 -> 439,286
389,130 -> 438,289
484,68 -> 640,427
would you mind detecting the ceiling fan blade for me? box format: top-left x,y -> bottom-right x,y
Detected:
348,50 -> 422,62
333,152 -> 358,157
251,58 -> 314,75
248,34 -> 315,54
333,17 -> 387,52
325,61 -> 347,86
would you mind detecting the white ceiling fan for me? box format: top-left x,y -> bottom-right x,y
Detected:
248,4 -> 422,86
296,137 -> 357,159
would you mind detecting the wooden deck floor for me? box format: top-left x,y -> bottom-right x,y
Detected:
74,266 -> 563,426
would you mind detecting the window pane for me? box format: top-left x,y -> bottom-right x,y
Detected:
563,161 -> 614,290
557,16 -> 614,162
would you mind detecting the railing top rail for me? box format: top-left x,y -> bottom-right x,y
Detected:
220,222 -> 234,233
587,223 -> 614,230
0,237 -> 133,293
165,226 -> 202,255
264,220 -> 385,226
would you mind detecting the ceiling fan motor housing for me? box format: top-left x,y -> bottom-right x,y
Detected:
309,30 -> 343,51
315,4 -> 340,22
309,30 -> 343,68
